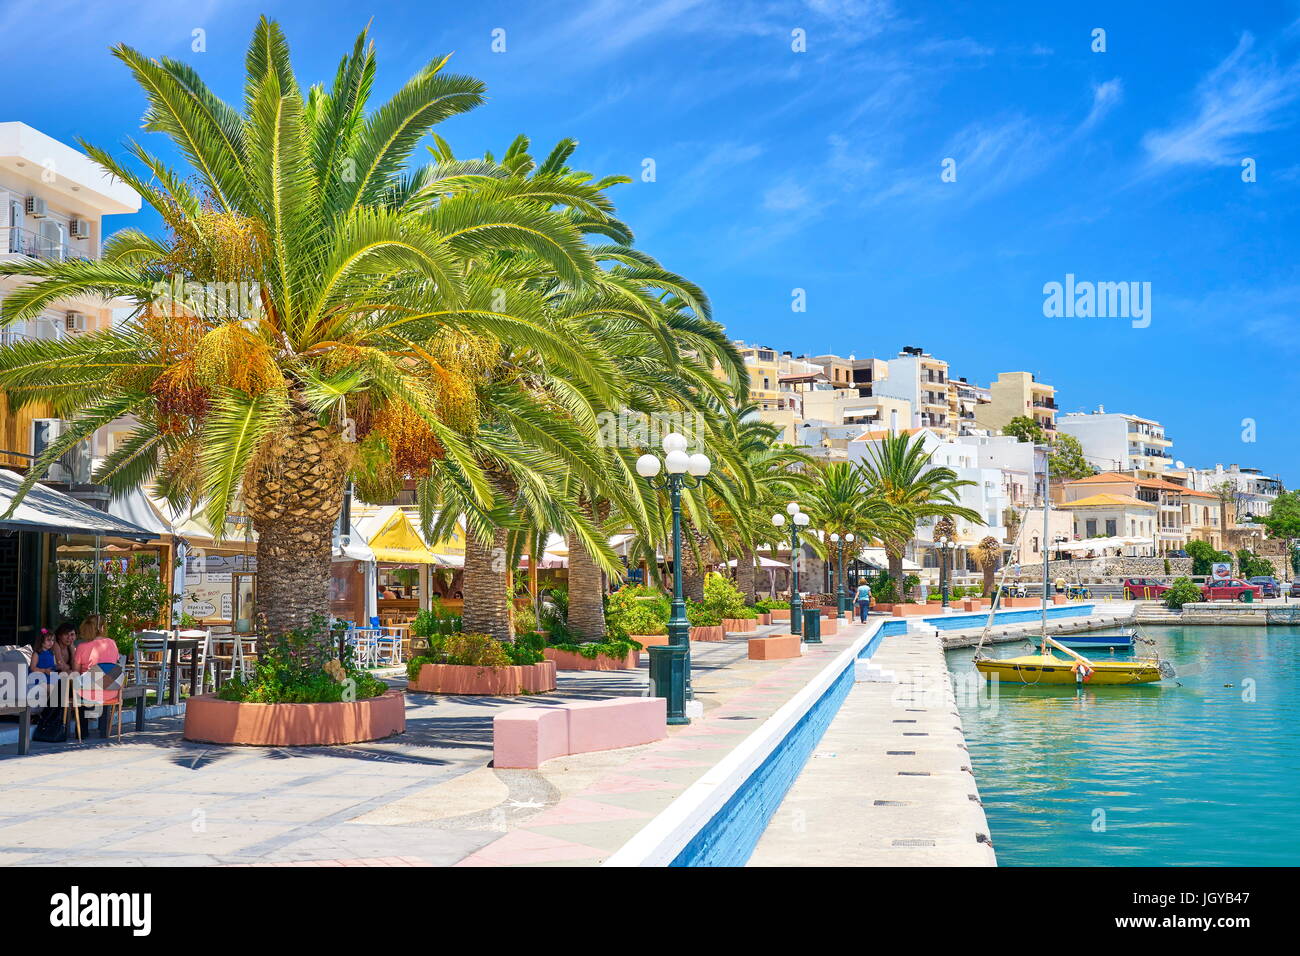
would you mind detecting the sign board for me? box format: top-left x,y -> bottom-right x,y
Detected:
1211,562 -> 1232,581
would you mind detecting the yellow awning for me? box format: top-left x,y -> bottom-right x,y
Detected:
364,508 -> 438,564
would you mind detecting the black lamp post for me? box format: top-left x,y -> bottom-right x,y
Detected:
937,535 -> 955,607
637,433 -> 710,725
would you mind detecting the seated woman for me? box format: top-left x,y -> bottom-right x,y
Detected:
50,622 -> 76,674
27,629 -> 57,706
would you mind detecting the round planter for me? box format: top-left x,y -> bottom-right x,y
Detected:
690,624 -> 725,642
631,633 -> 670,648
183,689 -> 406,747
723,617 -> 757,633
543,647 -> 640,671
408,661 -> 556,696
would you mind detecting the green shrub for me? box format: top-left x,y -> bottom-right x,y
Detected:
513,603 -> 538,636
217,616 -> 387,704
442,632 -> 512,667
606,585 -> 669,637
686,601 -> 721,627
755,599 -> 790,611
1163,577 -> 1203,610
870,574 -> 897,603
703,572 -> 747,619
549,639 -> 641,660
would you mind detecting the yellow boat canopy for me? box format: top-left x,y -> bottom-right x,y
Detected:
356,506 -> 437,565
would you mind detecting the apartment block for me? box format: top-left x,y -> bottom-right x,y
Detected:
0,122 -> 141,480
1056,407 -> 1172,478
872,346 -> 954,438
974,371 -> 1057,437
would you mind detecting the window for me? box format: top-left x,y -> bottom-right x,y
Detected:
1085,519 -> 1097,537
1105,519 -> 1117,536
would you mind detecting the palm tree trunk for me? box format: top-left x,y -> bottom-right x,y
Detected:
462,525 -> 514,641
887,548 -> 905,600
736,547 -> 757,603
681,530 -> 706,603
566,531 -> 606,641
244,402 -> 347,636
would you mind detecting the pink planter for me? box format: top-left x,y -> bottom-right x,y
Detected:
632,633 -> 669,648
748,635 -> 801,660
821,616 -> 839,636
723,617 -> 758,633
690,625 -> 725,642
757,612 -> 773,626
769,608 -> 791,622
543,647 -> 640,671
408,661 -> 557,696
183,689 -> 406,746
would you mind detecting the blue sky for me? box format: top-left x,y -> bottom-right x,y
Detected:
5,0 -> 1300,480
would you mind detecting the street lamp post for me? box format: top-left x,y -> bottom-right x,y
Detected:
773,502 -> 810,636
637,433 -> 710,726
829,532 -> 855,619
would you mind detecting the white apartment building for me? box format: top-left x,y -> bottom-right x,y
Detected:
0,122 -> 141,480
1178,463 -> 1284,523
1056,407 -> 1173,478
872,347 -> 955,438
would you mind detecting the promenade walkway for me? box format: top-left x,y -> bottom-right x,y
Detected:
0,622 -> 872,867
749,625 -> 996,867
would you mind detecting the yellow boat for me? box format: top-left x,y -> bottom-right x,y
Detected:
975,652 -> 1167,686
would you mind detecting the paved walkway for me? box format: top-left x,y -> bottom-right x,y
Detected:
0,624 -> 870,867
749,626 -> 996,866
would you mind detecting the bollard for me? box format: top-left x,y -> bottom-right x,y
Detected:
648,644 -> 689,725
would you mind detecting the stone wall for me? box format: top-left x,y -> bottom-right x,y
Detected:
1010,557 -> 1192,579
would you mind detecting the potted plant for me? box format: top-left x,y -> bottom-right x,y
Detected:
704,574 -> 757,633
686,601 -> 724,642
184,617 -> 405,746
761,599 -> 792,622
406,632 -> 556,695
605,585 -> 670,648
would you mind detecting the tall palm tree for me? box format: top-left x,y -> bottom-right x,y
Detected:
0,19 -> 605,635
858,433 -> 982,600
802,460 -> 907,601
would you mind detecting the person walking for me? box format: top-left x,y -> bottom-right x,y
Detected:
853,582 -> 874,622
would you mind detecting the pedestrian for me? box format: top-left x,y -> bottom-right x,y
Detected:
853,581 -> 873,622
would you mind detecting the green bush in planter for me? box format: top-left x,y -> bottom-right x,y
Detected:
703,572 -> 747,619
755,599 -> 790,611
549,638 -> 642,661
686,600 -> 722,627
1163,577 -> 1203,610
605,585 -> 669,638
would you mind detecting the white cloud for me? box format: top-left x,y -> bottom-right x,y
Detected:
763,181 -> 813,211
1082,78 -> 1123,129
1143,32 -> 1300,168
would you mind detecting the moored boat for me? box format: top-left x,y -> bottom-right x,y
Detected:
1029,629 -> 1136,651
975,651 -> 1167,685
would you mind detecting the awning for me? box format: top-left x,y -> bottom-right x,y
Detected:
0,469 -> 155,540
334,519 -> 375,563
354,506 -> 437,564
107,487 -> 174,538
857,547 -> 921,571
725,555 -> 790,569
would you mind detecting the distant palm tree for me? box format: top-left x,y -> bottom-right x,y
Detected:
973,535 -> 1002,596
858,433 -> 982,599
802,461 -> 907,600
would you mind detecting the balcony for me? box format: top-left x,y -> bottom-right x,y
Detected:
1032,399 -> 1057,410
4,226 -> 89,263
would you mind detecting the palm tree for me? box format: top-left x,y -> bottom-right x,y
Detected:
858,433 -> 982,600
973,535 -> 1001,596
0,19 -> 605,635
800,461 -> 892,601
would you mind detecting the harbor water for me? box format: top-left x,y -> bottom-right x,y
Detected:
946,625 -> 1300,866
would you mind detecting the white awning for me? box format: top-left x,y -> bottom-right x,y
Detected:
857,546 -> 921,571
724,555 -> 790,569
0,470 -> 155,540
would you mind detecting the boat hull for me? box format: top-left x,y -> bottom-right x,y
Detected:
976,654 -> 1162,685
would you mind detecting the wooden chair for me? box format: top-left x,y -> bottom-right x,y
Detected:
63,661 -> 126,742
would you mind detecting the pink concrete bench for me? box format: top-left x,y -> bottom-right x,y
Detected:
494,697 -> 668,769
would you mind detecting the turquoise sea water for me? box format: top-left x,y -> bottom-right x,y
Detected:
946,626 -> 1300,866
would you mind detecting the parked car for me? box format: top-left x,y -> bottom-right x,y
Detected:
1200,578 -> 1262,602
1247,576 -> 1281,598
1122,577 -> 1171,599
1289,580 -> 1300,599
1166,549 -> 1188,558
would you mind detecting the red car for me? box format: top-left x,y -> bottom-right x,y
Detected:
1200,578 -> 1262,602
1122,578 -> 1171,599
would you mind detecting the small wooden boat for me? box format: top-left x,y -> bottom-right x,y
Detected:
975,650 -> 1167,685
1029,629 -> 1135,651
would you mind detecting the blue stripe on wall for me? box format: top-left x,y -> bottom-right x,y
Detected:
670,621 -> 904,867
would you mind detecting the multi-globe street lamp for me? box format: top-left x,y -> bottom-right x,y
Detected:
773,502 -> 810,639
636,432 -> 709,725
829,532 -> 856,619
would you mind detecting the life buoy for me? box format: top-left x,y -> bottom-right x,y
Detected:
1071,661 -> 1094,683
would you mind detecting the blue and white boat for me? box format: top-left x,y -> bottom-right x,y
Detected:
1030,629 -> 1136,651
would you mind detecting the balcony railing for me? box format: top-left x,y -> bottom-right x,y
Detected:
4,227 -> 89,263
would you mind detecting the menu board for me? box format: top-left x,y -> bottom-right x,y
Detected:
182,551 -> 254,622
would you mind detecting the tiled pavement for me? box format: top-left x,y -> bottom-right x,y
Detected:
0,623 -> 871,867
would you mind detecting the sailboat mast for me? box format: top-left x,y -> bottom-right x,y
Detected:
1042,442 -> 1050,637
